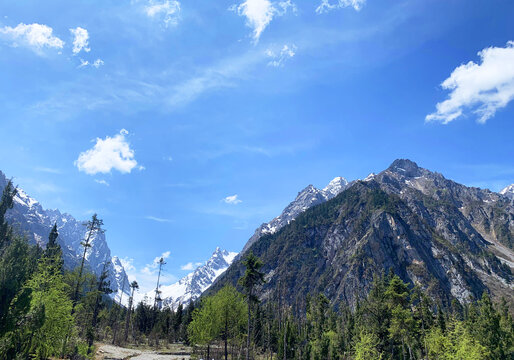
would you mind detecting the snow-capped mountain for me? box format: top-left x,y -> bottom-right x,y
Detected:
241,176 -> 350,254
143,247 -> 237,309
500,184 -> 514,200
0,171 -> 130,300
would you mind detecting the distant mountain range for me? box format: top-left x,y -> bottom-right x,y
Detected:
212,159 -> 514,308
0,171 -> 130,301
141,247 -> 237,309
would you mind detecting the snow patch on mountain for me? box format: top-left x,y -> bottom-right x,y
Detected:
500,184 -> 514,200
241,177 -> 349,254
141,248 -> 237,309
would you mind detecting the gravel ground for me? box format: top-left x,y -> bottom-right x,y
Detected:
96,343 -> 191,360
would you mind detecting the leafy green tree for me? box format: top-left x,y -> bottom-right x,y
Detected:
9,245 -> 74,359
239,251 -> 265,360
426,321 -> 486,360
354,331 -> 382,360
214,285 -> 247,360
188,296 -> 218,359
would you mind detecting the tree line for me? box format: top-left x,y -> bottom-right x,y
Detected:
188,253 -> 513,359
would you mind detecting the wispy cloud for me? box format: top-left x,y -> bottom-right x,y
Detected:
266,44 -> 296,67
94,179 -> 110,186
315,0 -> 365,14
223,194 -> 242,205
0,23 -> 64,54
145,0 -> 181,27
426,41 -> 514,124
78,58 -> 104,69
144,215 -> 173,223
75,129 -> 141,175
35,166 -> 62,174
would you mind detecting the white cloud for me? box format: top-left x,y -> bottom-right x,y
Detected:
266,44 -> 296,67
426,41 -> 514,124
121,253 -> 177,295
223,194 -> 242,205
145,0 -> 181,27
230,0 -> 296,42
94,179 -> 110,186
70,27 -> 90,54
92,59 -> 104,68
315,0 -> 365,14
0,23 -> 64,53
144,215 -> 173,223
180,262 -> 194,271
78,58 -> 104,69
75,129 -> 140,175
142,250 -> 171,274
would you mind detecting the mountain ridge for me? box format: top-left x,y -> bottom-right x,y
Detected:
210,159 -> 514,308
0,170 -> 130,301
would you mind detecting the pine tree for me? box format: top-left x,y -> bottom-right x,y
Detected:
0,180 -> 17,250
45,223 -> 63,271
71,214 -> 104,314
239,251 -> 265,360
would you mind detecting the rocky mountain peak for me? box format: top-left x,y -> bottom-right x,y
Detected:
387,159 -> 422,177
500,184 -> 514,200
323,177 -> 349,197
241,176 -> 351,255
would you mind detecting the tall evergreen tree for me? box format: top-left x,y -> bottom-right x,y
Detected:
45,223 -> 63,271
0,180 -> 16,250
239,251 -> 265,360
71,214 -> 104,314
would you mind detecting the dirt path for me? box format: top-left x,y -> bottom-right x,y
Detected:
96,343 -> 191,360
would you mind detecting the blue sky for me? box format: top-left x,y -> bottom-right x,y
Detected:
1,0 -> 513,292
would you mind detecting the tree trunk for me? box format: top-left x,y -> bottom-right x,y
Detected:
246,290 -> 252,360
283,322 -> 287,360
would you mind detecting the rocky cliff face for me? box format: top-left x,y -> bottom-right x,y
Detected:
241,176 -> 350,254
212,160 -> 513,308
0,171 -> 130,300
143,248 -> 237,309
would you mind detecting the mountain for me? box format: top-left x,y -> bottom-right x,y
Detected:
241,176 -> 350,254
501,184 -> 514,200
211,159 -> 513,308
0,171 -> 130,300
142,247 -> 237,309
